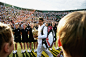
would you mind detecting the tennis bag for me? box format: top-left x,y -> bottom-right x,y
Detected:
42,26 -> 54,48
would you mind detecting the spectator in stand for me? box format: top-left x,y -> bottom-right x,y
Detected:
57,11 -> 86,57
45,23 -> 48,27
0,23 -> 14,57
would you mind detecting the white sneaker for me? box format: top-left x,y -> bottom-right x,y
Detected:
27,50 -> 30,53
50,48 -> 52,50
15,50 -> 17,53
35,49 -> 37,52
21,50 -> 24,53
56,47 -> 59,50
13,50 -> 16,54
34,49 -> 36,52
21,50 -> 26,53
24,50 -> 26,53
27,49 -> 32,53
30,50 -> 32,52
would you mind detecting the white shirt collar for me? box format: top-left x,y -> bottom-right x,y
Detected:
39,23 -> 46,28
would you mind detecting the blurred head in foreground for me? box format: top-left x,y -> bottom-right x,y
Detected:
0,23 -> 14,57
57,11 -> 86,57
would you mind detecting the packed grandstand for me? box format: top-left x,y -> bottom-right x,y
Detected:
0,2 -> 86,28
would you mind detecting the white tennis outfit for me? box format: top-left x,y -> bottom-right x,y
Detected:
37,23 -> 53,57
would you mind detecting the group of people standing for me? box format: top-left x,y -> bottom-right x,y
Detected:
13,18 -> 58,56
13,23 -> 37,53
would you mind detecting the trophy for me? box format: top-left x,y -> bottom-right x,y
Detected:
32,27 -> 38,40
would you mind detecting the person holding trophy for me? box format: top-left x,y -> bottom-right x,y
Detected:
33,17 -> 53,57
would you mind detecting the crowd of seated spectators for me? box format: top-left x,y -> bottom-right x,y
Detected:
0,5 -> 34,26
0,5 -> 72,29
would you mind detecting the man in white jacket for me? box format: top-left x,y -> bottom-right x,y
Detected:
36,17 -> 53,57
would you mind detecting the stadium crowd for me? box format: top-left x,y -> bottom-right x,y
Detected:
0,5 -> 71,27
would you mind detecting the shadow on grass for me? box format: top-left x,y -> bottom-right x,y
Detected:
13,54 -> 15,57
16,53 -> 18,57
25,52 -> 29,57
22,53 -> 25,57
28,52 -> 32,57
11,53 -> 18,57
21,52 -> 31,57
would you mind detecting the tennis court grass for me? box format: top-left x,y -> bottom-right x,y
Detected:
8,33 -> 60,57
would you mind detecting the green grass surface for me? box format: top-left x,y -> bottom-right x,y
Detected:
9,42 -> 35,57
8,33 -> 60,57
8,40 -> 59,57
